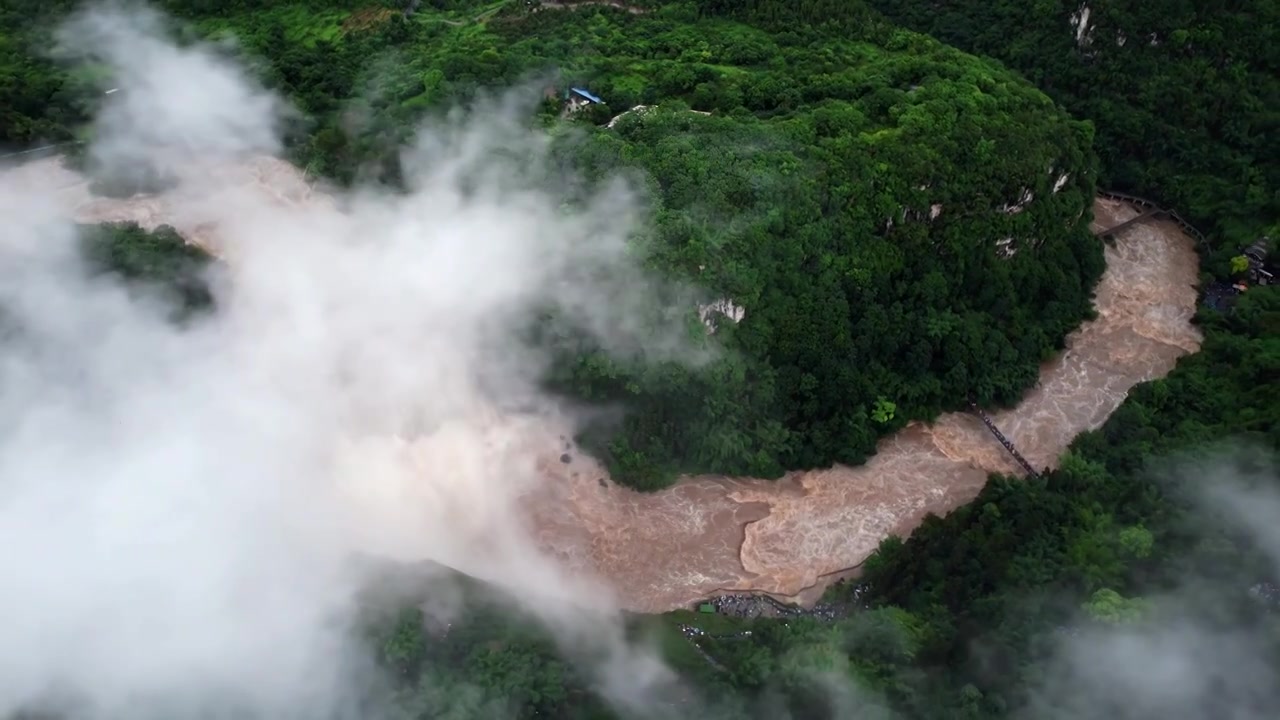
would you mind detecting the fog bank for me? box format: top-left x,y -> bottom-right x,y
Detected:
0,2 -> 698,717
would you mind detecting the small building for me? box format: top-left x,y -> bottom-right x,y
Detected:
1244,236 -> 1274,286
565,87 -> 604,111
1244,236 -> 1271,264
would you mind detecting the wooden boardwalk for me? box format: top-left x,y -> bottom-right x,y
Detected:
1094,206 -> 1165,239
967,189 -> 1208,478
1094,189 -> 1208,248
968,401 -> 1040,478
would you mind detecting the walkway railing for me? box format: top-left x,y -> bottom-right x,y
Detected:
1093,206 -> 1165,239
969,190 -> 1207,478
968,401 -> 1040,478
0,141 -> 84,162
1095,189 -> 1208,249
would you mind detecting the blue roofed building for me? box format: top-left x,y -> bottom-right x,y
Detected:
565,87 -> 604,110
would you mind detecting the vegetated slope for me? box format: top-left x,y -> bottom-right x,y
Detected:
0,0 -> 89,147
354,288 -> 1280,720
0,222 -> 214,378
77,222 -> 216,319
861,0 -> 1280,251
840,286 -> 1280,718
0,0 -> 1107,489
5,5 -> 1276,720
496,5 -> 1104,487
359,287 -> 1280,720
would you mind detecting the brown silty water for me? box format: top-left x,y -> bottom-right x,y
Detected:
7,155 -> 327,259
528,198 -> 1203,612
5,158 -> 1203,613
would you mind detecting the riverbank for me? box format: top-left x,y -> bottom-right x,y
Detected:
531,197 -> 1202,612
2,155 -> 1202,614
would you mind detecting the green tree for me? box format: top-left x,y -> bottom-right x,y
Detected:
871,397 -> 897,424
1082,588 -> 1149,625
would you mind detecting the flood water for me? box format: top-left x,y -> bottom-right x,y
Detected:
530,200 -> 1202,611
5,157 -> 1203,613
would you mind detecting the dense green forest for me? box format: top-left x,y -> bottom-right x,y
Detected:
363,284 -> 1280,720
3,0 -> 1106,487
2,1 -> 1277,719
76,222 -> 217,319
31,205 -> 1279,720
861,0 -> 1280,252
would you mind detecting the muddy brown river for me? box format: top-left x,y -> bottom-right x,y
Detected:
6,157 -> 1202,613
533,199 -> 1201,611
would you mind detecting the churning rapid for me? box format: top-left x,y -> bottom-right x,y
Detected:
7,156 -> 1202,613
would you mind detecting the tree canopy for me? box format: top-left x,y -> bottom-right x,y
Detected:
2,2 -> 1276,719
2,0 -> 1107,488
864,0 -> 1280,253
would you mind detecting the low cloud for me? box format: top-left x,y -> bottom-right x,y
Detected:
1018,447 -> 1280,720
54,0 -> 285,178
0,2 -> 704,717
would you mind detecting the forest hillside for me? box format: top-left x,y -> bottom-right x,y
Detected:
19,206 -> 1277,720
865,0 -> 1279,255
0,2 -> 1275,720
3,0 -> 1109,488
